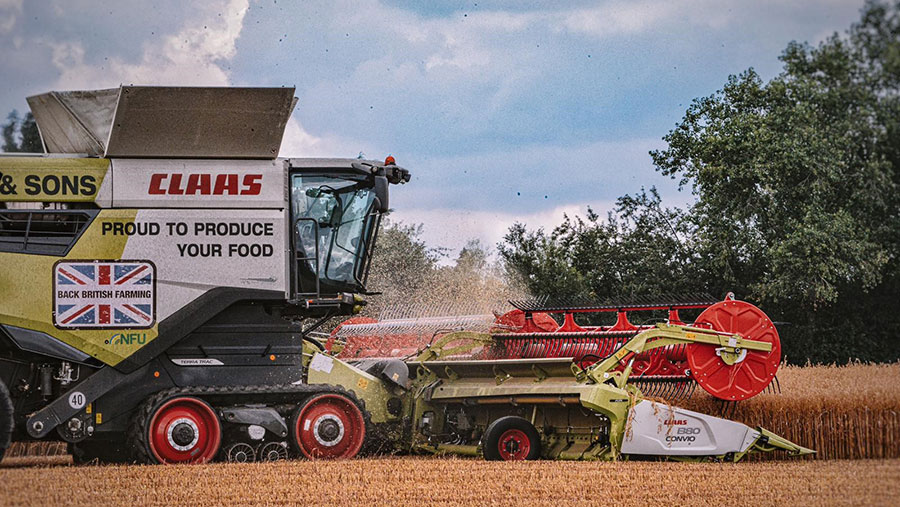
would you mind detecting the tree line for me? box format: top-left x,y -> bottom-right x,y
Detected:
1,111 -> 41,153
499,1 -> 900,364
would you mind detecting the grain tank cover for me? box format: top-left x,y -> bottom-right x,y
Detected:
26,86 -> 296,159
26,88 -> 118,156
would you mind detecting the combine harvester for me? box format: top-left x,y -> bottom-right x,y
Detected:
0,86 -> 810,464
0,86 -> 410,463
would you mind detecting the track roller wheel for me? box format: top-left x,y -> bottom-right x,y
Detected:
688,299 -> 781,401
483,416 -> 541,461
225,442 -> 256,463
258,441 -> 289,462
291,393 -> 366,459
146,396 -> 222,464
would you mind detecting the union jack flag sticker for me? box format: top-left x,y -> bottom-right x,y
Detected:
53,260 -> 156,329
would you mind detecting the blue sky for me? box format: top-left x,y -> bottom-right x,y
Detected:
0,0 -> 866,257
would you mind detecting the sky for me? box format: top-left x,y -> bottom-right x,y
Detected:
0,0 -> 868,260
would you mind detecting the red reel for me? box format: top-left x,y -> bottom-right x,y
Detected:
326,316 -> 378,355
687,299 -> 781,400
493,309 -> 559,333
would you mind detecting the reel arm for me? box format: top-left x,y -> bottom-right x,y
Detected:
414,331 -> 495,362
580,323 -> 773,388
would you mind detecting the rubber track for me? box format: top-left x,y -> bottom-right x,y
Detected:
127,383 -> 371,464
0,380 -> 14,462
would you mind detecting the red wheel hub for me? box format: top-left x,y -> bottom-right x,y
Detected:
688,300 -> 781,400
497,428 -> 531,461
293,394 -> 365,459
148,397 -> 221,464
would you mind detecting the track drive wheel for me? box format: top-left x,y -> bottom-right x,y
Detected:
144,396 -> 222,464
688,299 -> 781,400
483,416 -> 541,461
291,393 -> 366,459
0,380 -> 13,463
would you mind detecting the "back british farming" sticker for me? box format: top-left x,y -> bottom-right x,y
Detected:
53,260 -> 156,329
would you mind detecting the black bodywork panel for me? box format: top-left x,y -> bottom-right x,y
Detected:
0,291 -> 312,439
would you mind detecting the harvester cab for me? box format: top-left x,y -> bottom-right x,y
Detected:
0,86 -> 409,463
290,159 -> 408,301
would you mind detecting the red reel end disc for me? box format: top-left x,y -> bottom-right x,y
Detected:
688,299 -> 781,400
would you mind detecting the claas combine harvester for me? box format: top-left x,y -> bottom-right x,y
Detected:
0,86 -> 812,465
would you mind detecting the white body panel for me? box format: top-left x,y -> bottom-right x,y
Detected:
621,400 -> 759,456
120,209 -> 287,321
110,159 -> 286,208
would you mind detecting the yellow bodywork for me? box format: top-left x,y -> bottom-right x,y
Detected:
0,209 -> 159,366
0,157 -> 109,203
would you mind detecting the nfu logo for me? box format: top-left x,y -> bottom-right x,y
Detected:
105,333 -> 148,345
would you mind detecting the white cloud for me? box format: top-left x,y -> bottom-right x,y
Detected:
383,135 -> 699,260
278,116 -> 323,157
561,0 -> 732,38
50,0 -> 249,88
279,114 -> 367,158
0,0 -> 22,34
35,0 -> 327,157
389,202 -> 617,263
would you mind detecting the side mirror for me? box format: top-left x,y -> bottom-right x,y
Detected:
374,176 -> 389,212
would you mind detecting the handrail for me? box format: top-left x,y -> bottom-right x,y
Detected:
293,217 -> 321,299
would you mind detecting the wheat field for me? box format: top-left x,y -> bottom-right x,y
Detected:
679,362 -> 900,460
1,364 -> 899,505
4,362 -> 900,462
1,456 -> 898,506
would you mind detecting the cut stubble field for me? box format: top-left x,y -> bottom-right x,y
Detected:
1,456 -> 899,506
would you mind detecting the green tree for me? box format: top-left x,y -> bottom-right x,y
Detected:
364,219 -> 443,317
1,110 -> 43,153
454,239 -> 489,275
650,0 -> 899,363
499,188 -> 700,303
500,1 -> 900,363
363,221 -> 519,321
